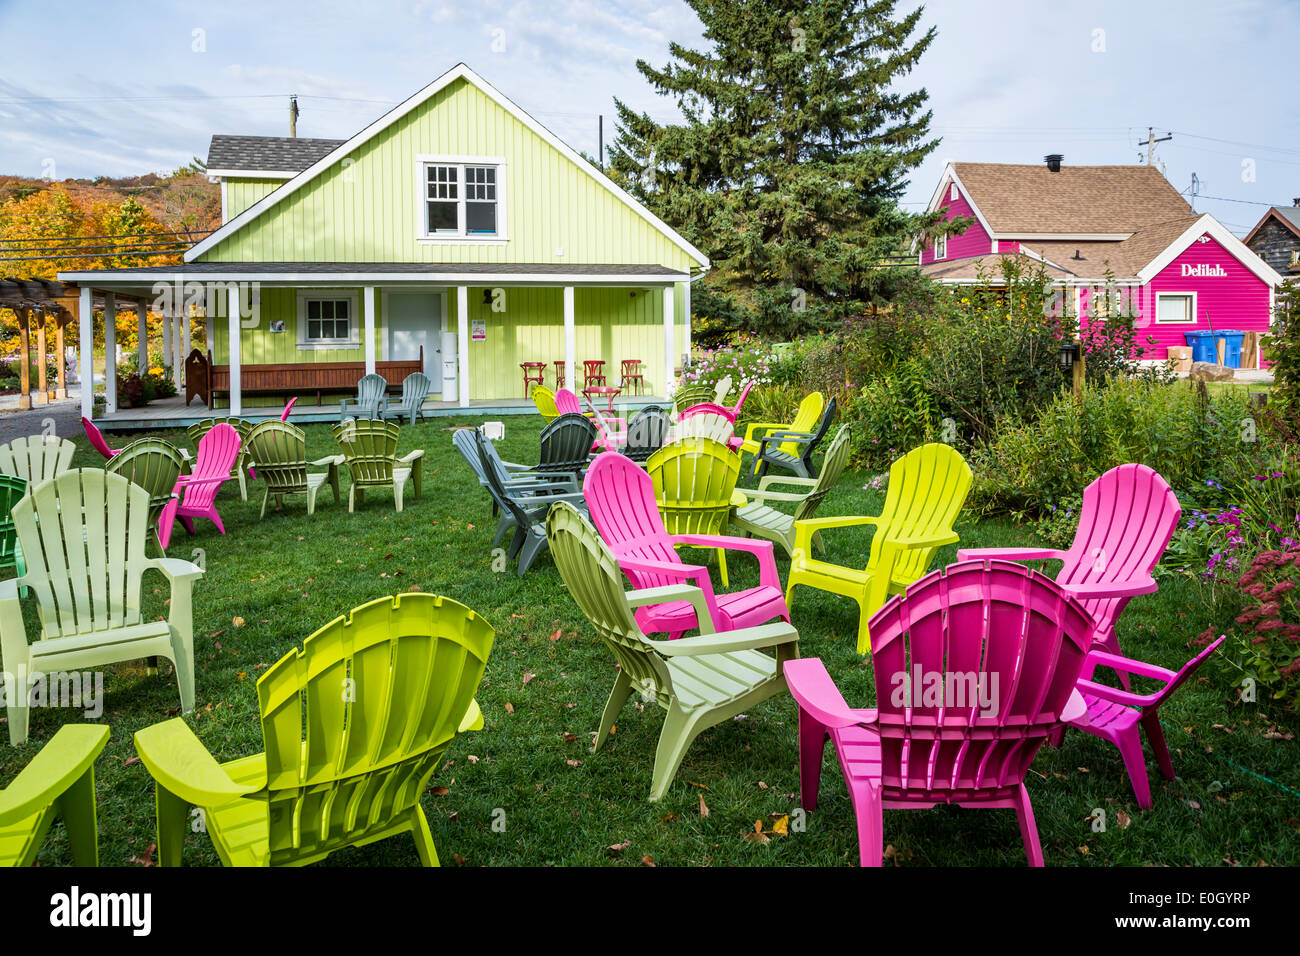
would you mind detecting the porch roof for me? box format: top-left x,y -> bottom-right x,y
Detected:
57,261 -> 688,290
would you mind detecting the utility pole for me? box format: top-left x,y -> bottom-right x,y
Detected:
289,94 -> 299,138
1140,126 -> 1172,166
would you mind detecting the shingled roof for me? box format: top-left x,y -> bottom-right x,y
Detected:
950,162 -> 1193,235
206,135 -> 346,174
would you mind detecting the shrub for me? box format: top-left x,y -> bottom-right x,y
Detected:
1203,549 -> 1300,709
969,378 -> 1253,517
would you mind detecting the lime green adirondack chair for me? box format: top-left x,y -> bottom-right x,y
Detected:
737,391 -> 824,465
332,419 -> 424,513
0,470 -> 203,745
672,383 -> 716,416
0,725 -> 109,866
546,502 -> 799,801
532,385 -> 560,424
244,420 -> 342,518
187,417 -> 253,501
107,437 -> 186,552
646,437 -> 742,586
732,425 -> 851,557
786,442 -> 972,653
0,435 -> 76,485
0,475 -> 26,576
134,593 -> 492,867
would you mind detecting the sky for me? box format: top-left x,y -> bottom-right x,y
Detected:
1,0 -> 1298,235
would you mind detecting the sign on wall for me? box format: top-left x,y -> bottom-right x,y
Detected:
471,319 -> 486,341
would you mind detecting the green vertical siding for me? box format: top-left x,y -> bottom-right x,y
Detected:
223,178 -> 284,220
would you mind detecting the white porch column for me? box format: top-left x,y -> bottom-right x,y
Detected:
182,306 -> 192,360
204,311 -> 214,358
563,286 -> 575,395
78,287 -> 93,418
136,300 -> 147,374
456,285 -> 470,407
363,285 -> 377,376
683,280 -> 692,365
162,305 -> 172,368
662,284 -> 675,396
103,292 -> 117,414
172,310 -> 182,389
227,285 -> 242,416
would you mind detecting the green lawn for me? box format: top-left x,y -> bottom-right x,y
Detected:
3,413 -> 1298,867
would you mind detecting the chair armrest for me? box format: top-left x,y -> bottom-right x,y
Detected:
399,449 -> 425,464
0,725 -> 110,825
458,698 -> 483,733
311,455 -> 345,468
501,460 -> 532,473
134,718 -> 264,806
647,621 -> 798,657
1083,649 -> 1177,682
741,421 -> 789,443
670,534 -> 781,590
1074,678 -> 1163,709
1059,578 -> 1158,600
757,475 -> 818,492
625,583 -> 715,635
792,514 -> 881,556
148,557 -> 204,584
784,657 -> 867,729
174,474 -> 230,489
891,531 -> 960,549
740,488 -> 810,504
956,547 -> 1069,562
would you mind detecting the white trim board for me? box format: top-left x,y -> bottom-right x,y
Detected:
184,63 -> 710,269
58,271 -> 684,287
207,169 -> 299,180
1136,214 -> 1285,286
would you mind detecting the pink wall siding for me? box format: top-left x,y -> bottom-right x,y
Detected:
922,185 -> 993,263
1078,233 -> 1271,362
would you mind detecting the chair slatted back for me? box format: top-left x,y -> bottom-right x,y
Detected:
869,443 -> 972,584
181,423 -> 242,513
246,420 -> 310,494
538,413 -> 597,476
645,438 -> 740,538
0,436 -> 76,485
334,419 -> 400,487
0,474 -> 27,571
794,425 -> 852,523
256,593 -> 492,864
106,438 -> 185,524
624,407 -> 670,463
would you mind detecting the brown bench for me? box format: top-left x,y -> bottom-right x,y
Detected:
187,348 -> 424,408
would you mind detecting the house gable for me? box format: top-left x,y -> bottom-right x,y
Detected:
921,171 -> 994,263
189,64 -> 707,271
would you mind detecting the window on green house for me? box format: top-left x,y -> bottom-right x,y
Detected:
300,295 -> 357,347
422,161 -> 502,238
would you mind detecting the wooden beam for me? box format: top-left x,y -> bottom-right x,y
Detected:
79,286 -> 93,418
17,308 -> 30,410
55,316 -> 65,398
104,292 -> 117,414
35,310 -> 47,397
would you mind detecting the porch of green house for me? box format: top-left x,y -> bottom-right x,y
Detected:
93,392 -> 670,432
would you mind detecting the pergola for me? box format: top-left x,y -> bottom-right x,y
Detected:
0,279 -> 186,415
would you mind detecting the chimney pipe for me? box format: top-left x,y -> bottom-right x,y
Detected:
1045,154 -> 1063,172
1293,197 -> 1300,207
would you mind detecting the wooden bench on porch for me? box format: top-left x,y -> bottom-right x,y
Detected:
187,348 -> 424,408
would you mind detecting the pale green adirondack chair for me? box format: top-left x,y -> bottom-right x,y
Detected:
547,502 -> 799,802
0,435 -> 76,486
732,425 -> 852,557
187,417 -> 253,501
332,418 -> 424,512
0,470 -> 203,745
106,437 -> 186,551
244,420 -> 342,518
0,475 -> 26,577
134,593 -> 492,866
0,725 -> 109,866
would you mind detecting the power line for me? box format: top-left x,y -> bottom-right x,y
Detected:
0,249 -> 185,262
0,229 -> 211,243
0,241 -> 192,255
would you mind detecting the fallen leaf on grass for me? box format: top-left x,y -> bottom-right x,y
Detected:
504,701 -> 514,714
123,755 -> 140,767
548,629 -> 562,642
566,759 -> 582,767
523,672 -> 536,686
699,794 -> 709,818
744,820 -> 770,845
429,786 -> 450,797
467,755 -> 479,764
608,840 -> 631,854
453,853 -> 467,866
1116,810 -> 1132,829
132,844 -> 156,867
232,616 -> 246,628
562,732 -> 578,743
641,855 -> 656,867
1264,725 -> 1295,741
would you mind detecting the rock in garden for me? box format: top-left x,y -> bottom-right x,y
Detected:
1189,362 -> 1234,383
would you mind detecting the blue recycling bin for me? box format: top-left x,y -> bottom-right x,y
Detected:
1184,331 -> 1216,363
1218,330 -> 1244,369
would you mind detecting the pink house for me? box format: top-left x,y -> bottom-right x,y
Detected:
918,159 -> 1285,366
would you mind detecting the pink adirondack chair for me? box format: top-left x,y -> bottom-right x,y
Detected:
157,423 -> 242,551
82,416 -> 120,460
785,559 -> 1095,867
680,379 -> 755,425
555,388 -> 583,417
957,463 -> 1180,689
280,396 -> 298,421
586,396 -> 627,453
1063,637 -> 1225,808
583,451 -> 790,639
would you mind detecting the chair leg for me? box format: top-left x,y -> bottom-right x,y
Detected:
237,468 -> 248,502
55,767 -> 99,866
1142,711 -> 1176,781
154,784 -> 190,867
649,706 -> 706,802
595,671 -> 633,751
855,598 -> 873,655
516,534 -> 546,576
493,514 -> 514,548
394,480 -> 405,514
717,548 -> 729,587
1115,725 -> 1153,809
1013,783 -> 1045,866
850,782 -> 885,867
410,807 -> 440,867
798,707 -> 829,811
348,485 -> 357,513
5,696 -> 29,746
259,486 -> 271,519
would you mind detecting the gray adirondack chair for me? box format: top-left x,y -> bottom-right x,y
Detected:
732,425 -> 851,556
538,413 -> 598,479
475,430 -> 584,576
338,374 -> 389,422
624,406 -> 671,464
453,429 -> 579,544
753,396 -> 838,479
386,373 -> 432,424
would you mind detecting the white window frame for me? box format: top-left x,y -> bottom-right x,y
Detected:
297,291 -> 361,349
415,155 -> 508,244
934,232 -> 947,260
1154,290 -> 1198,325
950,182 -> 959,202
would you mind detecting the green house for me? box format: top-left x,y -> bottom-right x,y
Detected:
61,63 -> 709,422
